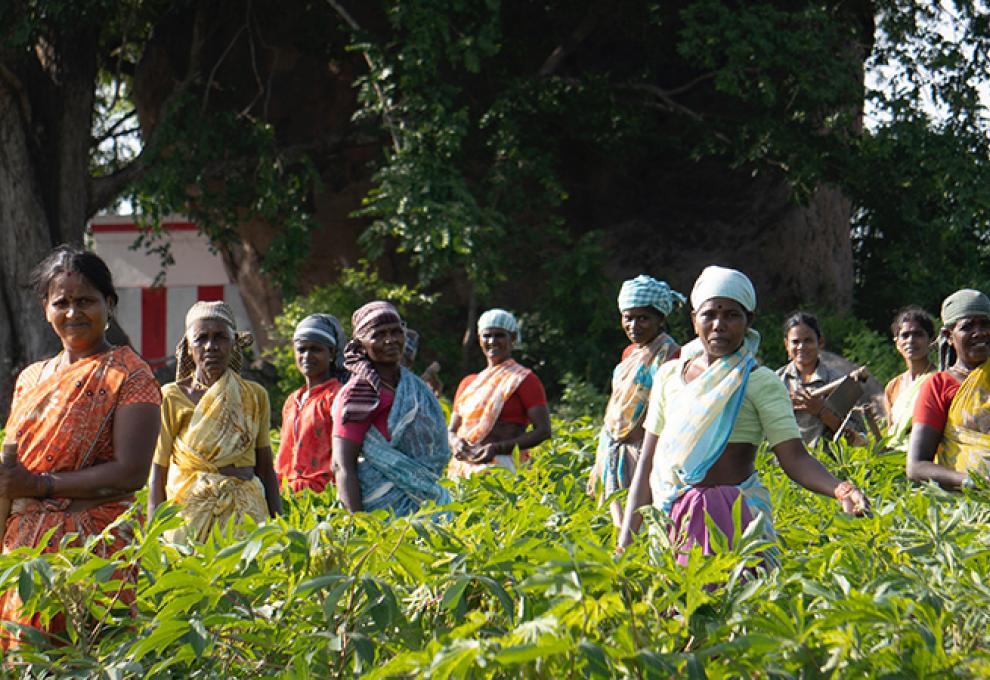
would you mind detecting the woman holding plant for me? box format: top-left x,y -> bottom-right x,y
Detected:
884,307 -> 936,452
0,247 -> 161,646
149,301 -> 282,541
277,314 -> 348,493
447,309 -> 551,479
907,290 -> 990,489
332,301 -> 450,516
617,266 -> 868,561
588,275 -> 685,527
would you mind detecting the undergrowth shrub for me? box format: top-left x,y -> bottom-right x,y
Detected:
3,422 -> 990,677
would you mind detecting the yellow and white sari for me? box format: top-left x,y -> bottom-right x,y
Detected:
937,361 -> 990,474
165,371 -> 269,541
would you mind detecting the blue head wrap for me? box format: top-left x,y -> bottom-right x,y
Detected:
294,313 -> 346,374
618,275 -> 686,316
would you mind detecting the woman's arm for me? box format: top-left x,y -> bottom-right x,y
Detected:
148,463 -> 168,516
0,403 -> 161,501
469,405 -> 553,462
616,431 -> 658,550
254,446 -> 283,516
332,436 -> 363,512
772,437 -> 868,513
791,388 -> 844,434
906,423 -> 967,489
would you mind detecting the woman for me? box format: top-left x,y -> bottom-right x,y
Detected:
149,301 -> 282,541
617,266 -> 867,561
277,314 -> 348,493
776,312 -> 847,448
447,309 -> 552,479
588,275 -> 685,527
331,301 -> 450,516
0,247 -> 161,645
884,307 -> 936,451
907,289 -> 990,488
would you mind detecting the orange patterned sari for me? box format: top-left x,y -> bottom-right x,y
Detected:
0,346 -> 160,648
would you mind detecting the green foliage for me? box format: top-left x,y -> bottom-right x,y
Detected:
7,418 -> 990,676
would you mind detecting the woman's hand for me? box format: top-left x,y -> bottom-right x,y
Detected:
449,434 -> 474,461
834,481 -> 870,516
790,386 -> 827,417
586,460 -> 601,498
465,443 -> 498,464
0,461 -> 44,499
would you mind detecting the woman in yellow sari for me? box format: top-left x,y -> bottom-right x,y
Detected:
148,301 -> 282,541
0,247 -> 161,647
907,290 -> 990,488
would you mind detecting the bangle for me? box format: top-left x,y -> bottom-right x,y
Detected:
38,472 -> 54,498
833,481 -> 856,501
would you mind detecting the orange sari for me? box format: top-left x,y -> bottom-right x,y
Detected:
0,346 -> 160,647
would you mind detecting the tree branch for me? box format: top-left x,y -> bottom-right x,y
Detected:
537,7 -> 601,77
0,64 -> 33,126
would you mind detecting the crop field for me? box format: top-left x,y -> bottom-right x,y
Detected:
3,417 -> 990,678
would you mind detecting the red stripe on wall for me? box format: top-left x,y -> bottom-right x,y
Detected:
141,287 -> 167,368
197,285 -> 224,302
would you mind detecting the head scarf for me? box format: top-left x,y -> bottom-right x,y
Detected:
688,266 -> 760,355
618,275 -> 686,316
293,313 -> 346,375
340,301 -> 405,422
938,289 -> 990,370
477,308 -> 521,343
404,328 -> 420,364
175,300 -> 253,383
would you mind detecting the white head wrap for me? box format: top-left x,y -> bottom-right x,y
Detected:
687,266 -> 760,355
477,308 -> 521,342
690,266 -> 757,312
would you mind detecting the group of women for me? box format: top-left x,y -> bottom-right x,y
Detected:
0,244 -> 985,646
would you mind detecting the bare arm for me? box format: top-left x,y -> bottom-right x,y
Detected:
332,436 -> 363,512
773,437 -> 868,513
616,431 -> 658,550
0,403 -> 161,500
906,423 -> 967,489
148,463 -> 168,516
254,446 -> 283,516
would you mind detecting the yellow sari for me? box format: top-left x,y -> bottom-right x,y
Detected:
937,361 -> 990,474
164,371 -> 269,541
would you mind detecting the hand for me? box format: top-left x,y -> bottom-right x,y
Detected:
448,434 -> 473,461
465,443 -> 498,464
791,387 -> 827,417
586,461 -> 601,498
0,461 -> 45,499
834,481 -> 869,516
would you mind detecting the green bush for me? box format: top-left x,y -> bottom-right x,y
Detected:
5,418 -> 990,676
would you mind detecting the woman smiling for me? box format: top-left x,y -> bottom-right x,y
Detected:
447,309 -> 552,479
617,266 -> 868,560
907,290 -> 990,488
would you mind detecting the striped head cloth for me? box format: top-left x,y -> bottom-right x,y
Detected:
340,301 -> 405,422
175,300 -> 253,383
294,313 -> 346,375
618,275 -> 686,316
477,308 -> 521,343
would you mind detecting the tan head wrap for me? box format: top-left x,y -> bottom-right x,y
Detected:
175,301 -> 254,382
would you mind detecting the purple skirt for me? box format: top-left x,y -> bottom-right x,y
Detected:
668,485 -> 756,566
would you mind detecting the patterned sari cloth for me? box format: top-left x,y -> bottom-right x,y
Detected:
887,370 -> 934,451
595,334 -> 678,497
936,360 -> 990,474
358,368 -> 451,517
0,346 -> 160,645
447,359 -> 532,479
163,371 -> 269,541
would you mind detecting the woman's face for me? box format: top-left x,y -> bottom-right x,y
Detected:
294,339 -> 333,380
621,306 -> 664,346
479,327 -> 514,364
784,323 -> 823,367
188,319 -> 234,381
692,297 -> 750,358
894,320 -> 930,363
948,315 -> 990,368
44,271 -> 112,354
363,322 -> 405,366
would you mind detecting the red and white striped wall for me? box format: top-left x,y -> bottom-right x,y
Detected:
88,216 -> 254,369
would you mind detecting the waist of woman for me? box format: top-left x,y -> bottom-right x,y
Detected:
11,493 -> 134,515
213,465 -> 256,481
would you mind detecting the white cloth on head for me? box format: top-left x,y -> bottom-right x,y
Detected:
477,308 -> 521,342
689,266 -> 757,312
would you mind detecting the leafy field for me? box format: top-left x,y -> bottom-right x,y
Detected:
3,418 -> 990,678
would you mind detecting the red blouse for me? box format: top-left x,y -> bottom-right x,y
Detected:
277,378 -> 342,493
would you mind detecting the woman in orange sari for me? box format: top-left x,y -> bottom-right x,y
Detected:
0,247 -> 162,647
